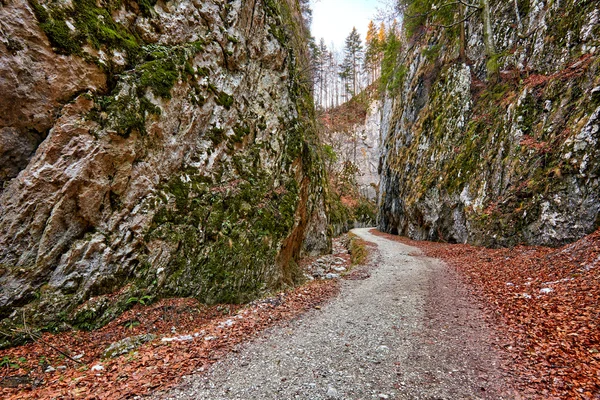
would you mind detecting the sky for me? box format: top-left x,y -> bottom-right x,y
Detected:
310,0 -> 381,52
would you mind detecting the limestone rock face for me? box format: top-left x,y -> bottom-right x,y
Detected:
0,0 -> 107,184
379,0 -> 600,247
326,101 -> 381,202
0,0 -> 328,342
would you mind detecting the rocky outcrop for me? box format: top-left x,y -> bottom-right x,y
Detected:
0,0 -> 106,184
0,0 -> 328,344
325,100 -> 381,202
379,0 -> 600,247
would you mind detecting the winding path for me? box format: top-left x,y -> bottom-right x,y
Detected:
158,228 -> 516,399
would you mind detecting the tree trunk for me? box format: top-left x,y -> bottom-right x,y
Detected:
480,0 -> 497,78
513,0 -> 523,32
459,3 -> 466,63
480,0 -> 495,57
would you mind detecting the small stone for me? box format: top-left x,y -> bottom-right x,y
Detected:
162,334 -> 194,342
376,345 -> 390,353
378,394 -> 389,399
324,273 -> 340,280
56,365 -> 67,370
44,366 -> 56,373
326,386 -> 339,398
103,334 -> 156,358
91,365 -> 104,372
540,287 -> 553,294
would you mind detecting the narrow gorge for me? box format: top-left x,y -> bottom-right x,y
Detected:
0,0 -> 599,397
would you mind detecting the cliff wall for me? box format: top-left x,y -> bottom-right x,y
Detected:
379,0 -> 600,247
0,0 -> 328,343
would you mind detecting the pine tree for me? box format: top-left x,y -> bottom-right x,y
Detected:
378,22 -> 386,44
364,21 -> 379,85
317,38 -> 329,107
341,27 -> 364,98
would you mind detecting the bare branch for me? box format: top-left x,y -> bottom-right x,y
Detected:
21,312 -> 85,365
430,9 -> 479,28
404,0 -> 480,19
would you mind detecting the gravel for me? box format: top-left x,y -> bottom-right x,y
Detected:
155,228 -> 517,399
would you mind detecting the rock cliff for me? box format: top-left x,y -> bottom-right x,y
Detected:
0,0 -> 328,344
319,90 -> 379,235
379,0 -> 600,247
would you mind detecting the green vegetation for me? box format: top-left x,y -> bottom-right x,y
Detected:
29,0 -> 140,58
146,165 -> 302,304
380,30 -> 405,94
139,59 -> 179,99
348,232 -> 369,265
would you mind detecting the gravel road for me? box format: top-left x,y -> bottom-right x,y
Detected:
157,228 -> 517,399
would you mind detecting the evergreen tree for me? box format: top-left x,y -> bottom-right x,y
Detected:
364,21 -> 380,84
341,27 -> 364,98
378,22 -> 386,44
316,38 -> 329,107
308,35 -> 320,92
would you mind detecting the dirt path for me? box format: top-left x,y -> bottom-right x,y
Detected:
157,228 -> 517,399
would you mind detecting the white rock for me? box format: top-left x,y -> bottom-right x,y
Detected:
540,287 -> 553,294
91,365 -> 104,372
376,345 -> 390,353
162,335 -> 194,342
44,366 -> 56,373
326,386 -> 339,398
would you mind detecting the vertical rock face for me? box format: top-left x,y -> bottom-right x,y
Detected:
325,100 -> 381,202
0,0 -> 328,341
379,0 -> 600,247
0,0 -> 107,184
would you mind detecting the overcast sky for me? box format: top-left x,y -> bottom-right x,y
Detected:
310,0 -> 381,52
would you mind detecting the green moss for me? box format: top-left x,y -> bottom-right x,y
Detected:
215,91 -> 234,109
146,167 -> 301,304
138,59 -> 179,99
348,232 -> 369,265
41,19 -> 82,54
196,66 -> 210,77
92,89 -> 161,137
137,0 -> 157,16
29,0 -> 142,59
517,0 -> 531,18
422,44 -> 442,62
232,124 -> 250,143
207,127 -> 226,145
